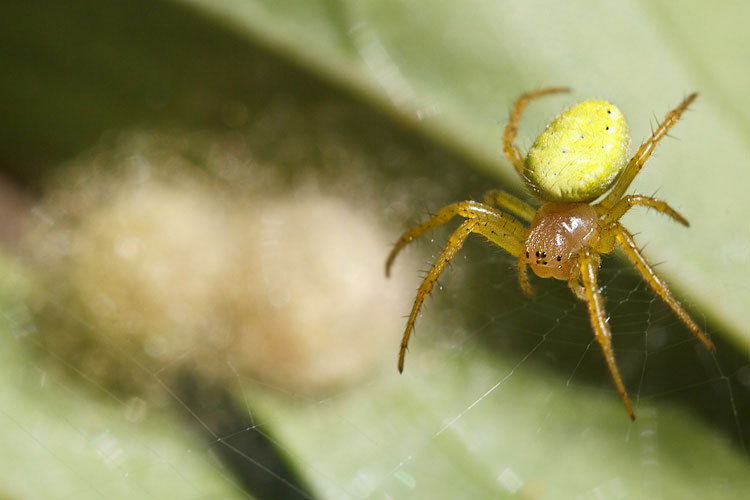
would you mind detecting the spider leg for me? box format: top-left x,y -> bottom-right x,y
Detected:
483,189 -> 536,222
396,214 -> 527,371
613,223 -> 714,351
517,260 -> 534,296
398,219 -> 478,372
598,93 -> 697,210
503,87 -> 570,177
598,194 -> 689,226
566,261 -> 587,301
385,201 -> 528,277
579,248 -> 635,420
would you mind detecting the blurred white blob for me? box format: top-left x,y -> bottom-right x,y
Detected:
27,136 -> 413,395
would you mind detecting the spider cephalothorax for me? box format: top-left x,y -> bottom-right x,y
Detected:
386,87 -> 713,420
523,202 -> 599,280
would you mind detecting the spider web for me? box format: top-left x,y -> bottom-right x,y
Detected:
7,0 -> 750,496
2,120 -> 749,498
3,208 -> 749,500
2,35 -> 748,497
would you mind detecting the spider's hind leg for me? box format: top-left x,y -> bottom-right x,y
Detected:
598,93 -> 697,209
483,189 -> 536,222
597,194 -> 689,227
503,87 -> 570,177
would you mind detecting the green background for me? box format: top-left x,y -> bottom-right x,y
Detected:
1,1 -> 749,498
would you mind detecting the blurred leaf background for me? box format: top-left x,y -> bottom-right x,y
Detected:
2,0 -> 750,498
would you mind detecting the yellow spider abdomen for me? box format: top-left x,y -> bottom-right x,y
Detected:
524,100 -> 630,202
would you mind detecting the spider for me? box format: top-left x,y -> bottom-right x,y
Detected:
385,87 -> 714,420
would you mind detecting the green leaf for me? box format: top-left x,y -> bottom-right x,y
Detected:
0,260 -> 250,499
2,0 -> 750,498
177,0 -> 750,352
245,345 -> 750,499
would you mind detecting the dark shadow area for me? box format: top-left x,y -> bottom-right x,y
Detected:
174,372 -> 316,500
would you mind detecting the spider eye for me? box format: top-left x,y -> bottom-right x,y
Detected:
557,255 -> 562,261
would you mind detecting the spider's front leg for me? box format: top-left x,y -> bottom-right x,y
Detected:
385,201 -> 527,277
517,260 -> 534,296
386,202 -> 528,371
565,261 -> 587,302
397,219 -> 478,372
613,223 -> 713,351
578,248 -> 635,420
